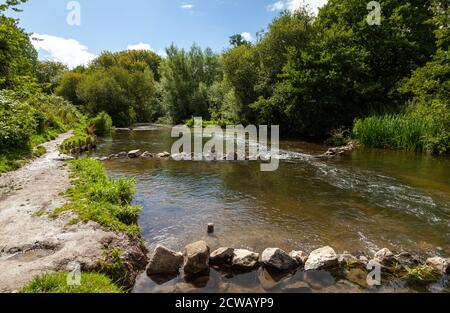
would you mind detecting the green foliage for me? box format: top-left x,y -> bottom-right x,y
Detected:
20,272 -> 122,293
89,112 -> 113,136
97,248 -> 129,287
33,145 -> 46,158
402,266 -> 442,283
0,90 -> 36,150
0,1 -> 37,91
325,128 -> 351,147
36,61 -> 68,94
52,158 -> 141,236
352,113 -> 448,154
159,44 -> 221,123
56,50 -> 161,126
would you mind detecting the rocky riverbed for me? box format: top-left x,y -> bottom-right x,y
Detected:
141,241 -> 450,293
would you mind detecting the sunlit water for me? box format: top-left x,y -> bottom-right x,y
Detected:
90,125 -> 450,293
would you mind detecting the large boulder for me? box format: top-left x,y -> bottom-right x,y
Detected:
232,249 -> 260,270
210,247 -> 234,265
426,257 -> 449,274
304,246 -> 338,271
261,248 -> 297,271
146,245 -> 183,275
183,241 -> 210,276
289,250 -> 308,266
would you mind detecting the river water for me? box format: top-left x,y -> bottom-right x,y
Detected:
91,125 -> 450,293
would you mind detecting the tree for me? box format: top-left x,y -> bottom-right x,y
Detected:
159,44 -> 221,123
0,0 -> 37,90
36,61 -> 68,94
229,34 -> 250,47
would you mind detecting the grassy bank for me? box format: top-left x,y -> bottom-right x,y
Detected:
353,109 -> 449,155
20,272 -> 122,293
51,158 -> 141,236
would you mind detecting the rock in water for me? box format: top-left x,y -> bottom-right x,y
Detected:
183,241 -> 210,276
210,247 -> 234,265
395,252 -> 422,267
261,248 -> 298,271
146,245 -> 183,275
290,250 -> 308,266
157,151 -> 171,158
426,257 -> 449,274
304,246 -> 338,271
374,248 -> 397,266
128,150 -> 142,158
232,249 -> 260,270
117,151 -> 128,158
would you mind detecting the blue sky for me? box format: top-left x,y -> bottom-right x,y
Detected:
10,0 -> 327,68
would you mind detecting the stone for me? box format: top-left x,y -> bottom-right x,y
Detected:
231,249 -> 260,270
289,250 -> 308,266
157,151 -> 171,158
426,257 -> 449,274
141,151 -> 154,158
146,245 -> 183,275
207,223 -> 214,234
338,253 -> 358,264
374,248 -> 397,266
261,248 -> 298,271
117,151 -> 128,158
395,252 -> 422,267
183,241 -> 210,276
210,247 -> 234,265
304,246 -> 338,271
128,149 -> 142,158
345,268 -> 368,288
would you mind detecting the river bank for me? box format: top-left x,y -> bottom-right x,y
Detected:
0,132 -> 147,292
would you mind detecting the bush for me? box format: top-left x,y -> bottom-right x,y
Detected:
89,112 -> 113,136
20,272 -> 122,293
0,90 -> 36,150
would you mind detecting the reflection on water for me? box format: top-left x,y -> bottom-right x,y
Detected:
91,125 -> 450,293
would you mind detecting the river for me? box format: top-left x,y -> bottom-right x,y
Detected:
91,125 -> 450,293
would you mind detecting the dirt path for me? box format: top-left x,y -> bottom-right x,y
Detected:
0,132 -> 147,292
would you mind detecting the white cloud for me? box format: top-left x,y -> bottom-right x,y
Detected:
181,3 -> 194,10
267,0 -> 328,15
127,42 -> 154,51
241,32 -> 253,42
31,33 -> 96,69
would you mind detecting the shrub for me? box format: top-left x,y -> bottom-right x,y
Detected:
0,90 -> 36,150
20,272 -> 122,293
89,112 -> 113,136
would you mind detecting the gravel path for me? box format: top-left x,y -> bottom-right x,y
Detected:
0,132 -> 147,292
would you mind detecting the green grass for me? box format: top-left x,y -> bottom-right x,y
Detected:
352,114 -> 437,153
0,147 -> 30,173
97,248 -> 130,287
402,266 -> 442,283
33,146 -> 47,158
20,272 -> 122,293
51,158 -> 141,236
